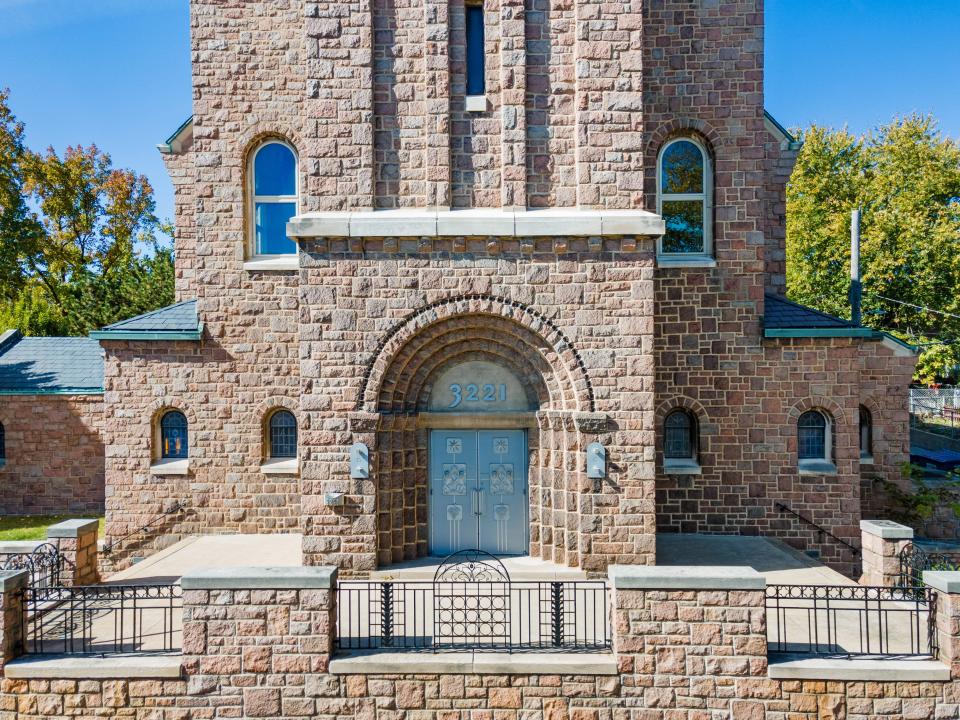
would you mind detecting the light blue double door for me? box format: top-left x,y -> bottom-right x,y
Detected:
429,430 -> 528,557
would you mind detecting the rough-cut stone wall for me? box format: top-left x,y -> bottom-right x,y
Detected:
100,338 -> 301,571
298,238 -> 656,576
763,134 -> 799,296
160,136 -> 197,301
0,395 -> 103,516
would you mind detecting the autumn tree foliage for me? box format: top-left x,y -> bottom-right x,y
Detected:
0,89 -> 173,336
786,115 -> 960,383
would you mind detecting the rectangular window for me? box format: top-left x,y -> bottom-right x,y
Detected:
465,4 -> 485,96
256,201 -> 297,255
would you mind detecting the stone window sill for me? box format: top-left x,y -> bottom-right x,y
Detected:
243,255 -> 298,272
465,95 -> 488,112
329,650 -> 617,675
657,254 -> 717,269
798,460 -> 837,476
149,459 -> 190,476
663,459 -> 702,475
260,458 -> 299,475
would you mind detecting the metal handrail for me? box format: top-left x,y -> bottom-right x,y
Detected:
102,501 -> 187,556
775,502 -> 860,556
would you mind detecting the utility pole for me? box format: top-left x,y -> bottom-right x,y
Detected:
850,208 -> 862,326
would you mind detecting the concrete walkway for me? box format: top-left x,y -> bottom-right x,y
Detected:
656,533 -> 856,585
106,534 -> 303,584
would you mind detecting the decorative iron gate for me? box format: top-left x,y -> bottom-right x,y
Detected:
899,543 -> 959,588
336,549 -> 610,652
0,543 -> 69,588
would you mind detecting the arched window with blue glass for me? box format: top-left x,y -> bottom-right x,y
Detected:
159,410 -> 189,460
267,410 -> 298,460
250,140 -> 298,256
657,136 -> 712,258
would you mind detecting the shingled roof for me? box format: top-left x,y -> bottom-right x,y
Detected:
90,301 -> 202,340
763,294 -> 855,330
0,330 -> 104,394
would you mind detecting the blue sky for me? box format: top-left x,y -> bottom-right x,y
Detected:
2,0 -> 959,224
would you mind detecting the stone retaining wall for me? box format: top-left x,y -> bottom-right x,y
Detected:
2,565 -> 960,719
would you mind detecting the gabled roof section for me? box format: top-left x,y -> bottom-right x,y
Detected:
90,300 -> 203,341
157,116 -> 193,155
764,294 -> 856,330
764,110 -> 802,151
0,330 -> 104,395
762,295 -> 917,355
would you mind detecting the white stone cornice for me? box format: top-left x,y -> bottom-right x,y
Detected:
288,208 -> 665,239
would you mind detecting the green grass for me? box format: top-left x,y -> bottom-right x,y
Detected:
0,515 -> 105,542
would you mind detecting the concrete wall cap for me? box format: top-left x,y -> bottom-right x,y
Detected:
0,569 -> 29,593
923,570 -> 960,594
608,565 -> 766,590
4,654 -> 183,679
330,651 -> 617,675
860,519 -> 914,540
768,655 -> 950,682
46,518 -> 100,539
181,565 -> 337,590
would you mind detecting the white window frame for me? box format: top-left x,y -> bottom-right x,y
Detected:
247,139 -> 299,261
798,409 -> 837,475
656,136 -> 713,264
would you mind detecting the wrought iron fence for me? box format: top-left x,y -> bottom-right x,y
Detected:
22,583 -> 182,655
1,543 -> 69,588
336,549 -> 609,652
766,584 -> 937,658
337,579 -> 610,651
899,543 -> 960,588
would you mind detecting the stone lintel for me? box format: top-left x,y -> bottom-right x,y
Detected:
609,565 -> 766,591
0,569 -> 29,593
860,519 -> 914,540
924,570 -> 960,594
329,651 -> 617,675
46,519 -> 100,539
181,566 -> 338,590
768,655 -> 951,682
3,654 -> 183,679
288,208 -> 665,239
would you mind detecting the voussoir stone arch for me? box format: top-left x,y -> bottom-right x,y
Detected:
787,397 -> 847,426
647,118 -> 726,155
358,295 -> 595,413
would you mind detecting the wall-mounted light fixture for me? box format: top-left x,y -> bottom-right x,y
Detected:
350,442 -> 369,479
586,442 -> 606,483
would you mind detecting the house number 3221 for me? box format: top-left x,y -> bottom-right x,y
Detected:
448,383 -> 508,408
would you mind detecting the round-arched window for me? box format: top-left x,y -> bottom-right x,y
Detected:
269,410 -> 298,459
657,137 -> 712,256
160,411 -> 189,459
664,409 -> 696,460
798,410 -> 829,461
250,140 -> 298,256
859,406 -> 873,459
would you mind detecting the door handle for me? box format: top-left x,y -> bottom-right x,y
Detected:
477,488 -> 485,515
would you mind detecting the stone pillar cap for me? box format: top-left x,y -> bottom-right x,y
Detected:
608,565 -> 766,591
181,566 -> 338,590
46,519 -> 100,539
0,569 -> 29,593
924,571 -> 960,594
860,519 -> 913,540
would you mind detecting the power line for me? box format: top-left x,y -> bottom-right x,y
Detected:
871,294 -> 960,322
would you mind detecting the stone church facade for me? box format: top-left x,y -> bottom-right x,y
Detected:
1,0 -> 920,578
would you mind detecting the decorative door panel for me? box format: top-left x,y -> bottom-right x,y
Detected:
476,431 -> 528,556
429,430 -> 528,556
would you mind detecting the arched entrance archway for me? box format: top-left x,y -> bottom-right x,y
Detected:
360,299 -> 595,567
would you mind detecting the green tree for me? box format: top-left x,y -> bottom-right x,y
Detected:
786,115 -> 960,382
0,90 -> 174,336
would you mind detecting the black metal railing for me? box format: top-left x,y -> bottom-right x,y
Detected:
775,503 -> 861,556
899,543 -> 959,588
1,543 -> 70,588
102,501 -> 186,557
766,584 -> 937,658
337,579 -> 610,652
22,583 -> 182,655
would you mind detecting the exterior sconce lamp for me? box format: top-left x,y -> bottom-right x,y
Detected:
586,442 -> 606,486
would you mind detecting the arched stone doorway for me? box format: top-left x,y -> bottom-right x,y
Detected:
355,297 -> 598,568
